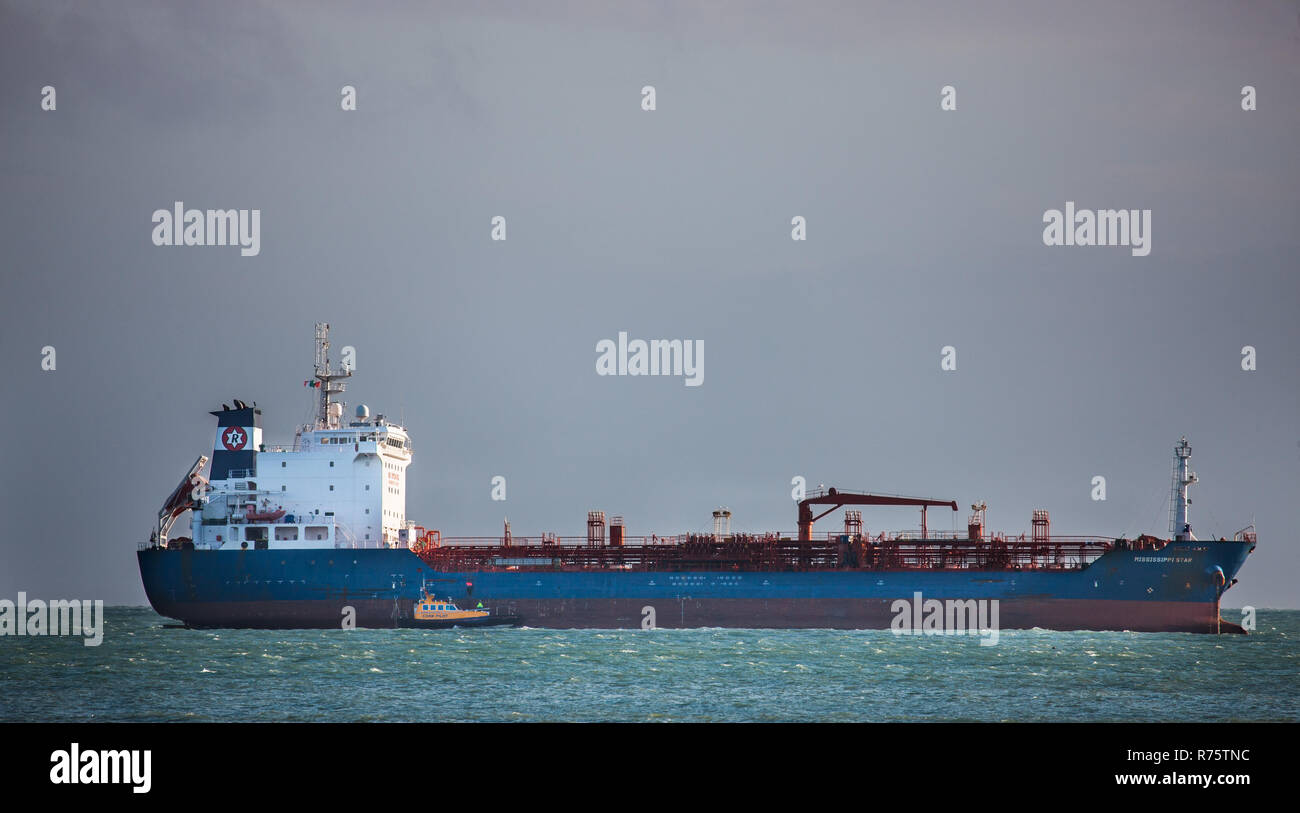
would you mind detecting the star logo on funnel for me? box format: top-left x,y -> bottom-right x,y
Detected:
221,427 -> 248,451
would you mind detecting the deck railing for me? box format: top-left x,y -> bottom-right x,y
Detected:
414,533 -> 1118,573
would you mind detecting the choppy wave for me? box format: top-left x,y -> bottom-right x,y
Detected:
1,608 -> 1295,722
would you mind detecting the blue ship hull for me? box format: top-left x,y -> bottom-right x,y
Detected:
138,539 -> 1253,633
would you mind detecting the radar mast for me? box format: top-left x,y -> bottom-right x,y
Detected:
313,322 -> 351,429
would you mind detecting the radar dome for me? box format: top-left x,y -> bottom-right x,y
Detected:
356,404 -> 370,419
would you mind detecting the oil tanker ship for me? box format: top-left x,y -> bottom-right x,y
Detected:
138,324 -> 1256,633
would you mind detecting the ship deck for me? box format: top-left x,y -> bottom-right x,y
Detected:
414,532 -> 1128,573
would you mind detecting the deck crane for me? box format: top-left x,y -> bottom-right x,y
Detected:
797,488 -> 958,541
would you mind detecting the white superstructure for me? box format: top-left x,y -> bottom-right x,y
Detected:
186,323 -> 415,551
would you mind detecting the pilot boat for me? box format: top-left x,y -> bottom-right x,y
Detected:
405,588 -> 521,629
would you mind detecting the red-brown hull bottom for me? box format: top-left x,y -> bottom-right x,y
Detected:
153,597 -> 1243,634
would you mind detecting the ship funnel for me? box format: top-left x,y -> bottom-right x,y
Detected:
208,403 -> 262,481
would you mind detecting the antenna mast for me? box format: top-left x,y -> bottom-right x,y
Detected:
314,322 -> 351,428
1170,436 -> 1197,541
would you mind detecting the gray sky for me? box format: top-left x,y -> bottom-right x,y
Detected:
2,0 -> 1298,608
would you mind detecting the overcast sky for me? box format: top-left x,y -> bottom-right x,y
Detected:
2,0 -> 1297,608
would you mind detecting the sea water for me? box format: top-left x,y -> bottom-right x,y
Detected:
1,608 -> 1294,722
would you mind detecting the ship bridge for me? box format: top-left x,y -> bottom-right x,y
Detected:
176,324 -> 416,553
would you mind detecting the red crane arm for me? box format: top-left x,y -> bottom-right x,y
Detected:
797,489 -> 958,541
